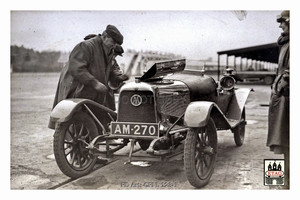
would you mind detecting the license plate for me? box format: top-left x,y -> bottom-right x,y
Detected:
111,122 -> 159,138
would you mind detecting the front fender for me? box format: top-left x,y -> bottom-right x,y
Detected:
183,88 -> 253,129
184,101 -> 229,128
226,88 -> 253,120
48,98 -> 117,129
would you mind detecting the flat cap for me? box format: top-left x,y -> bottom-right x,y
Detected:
106,24 -> 123,45
277,10 -> 290,23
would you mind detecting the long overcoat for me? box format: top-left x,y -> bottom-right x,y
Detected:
267,34 -> 290,154
48,35 -> 115,128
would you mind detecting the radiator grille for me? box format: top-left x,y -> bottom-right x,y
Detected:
117,91 -> 156,123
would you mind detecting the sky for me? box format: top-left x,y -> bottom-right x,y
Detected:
10,10 -> 282,61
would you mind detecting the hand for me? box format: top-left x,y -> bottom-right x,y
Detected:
124,71 -> 131,78
120,74 -> 129,81
94,82 -> 108,93
276,78 -> 289,94
283,71 -> 289,81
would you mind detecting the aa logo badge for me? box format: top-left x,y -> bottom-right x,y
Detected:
264,159 -> 284,186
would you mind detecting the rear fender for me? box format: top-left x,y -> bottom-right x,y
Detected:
49,98 -> 117,129
184,101 -> 230,129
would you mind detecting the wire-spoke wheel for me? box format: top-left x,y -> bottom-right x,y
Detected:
263,75 -> 274,85
53,111 -> 98,179
233,107 -> 246,146
184,118 -> 218,188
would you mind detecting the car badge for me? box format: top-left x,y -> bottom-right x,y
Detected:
130,94 -> 142,107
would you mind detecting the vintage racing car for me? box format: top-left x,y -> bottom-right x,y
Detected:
49,59 -> 252,188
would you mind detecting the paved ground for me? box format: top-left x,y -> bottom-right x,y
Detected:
9,73 -> 293,193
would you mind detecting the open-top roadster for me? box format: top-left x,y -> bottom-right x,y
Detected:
49,59 -> 252,188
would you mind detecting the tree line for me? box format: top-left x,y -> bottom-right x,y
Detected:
10,45 -> 67,72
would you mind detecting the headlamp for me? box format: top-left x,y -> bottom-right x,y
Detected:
219,76 -> 236,90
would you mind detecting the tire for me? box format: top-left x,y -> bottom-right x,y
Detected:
184,118 -> 218,188
53,111 -> 98,179
233,108 -> 246,146
264,75 -> 274,85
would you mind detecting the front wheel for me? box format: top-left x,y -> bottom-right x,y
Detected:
53,111 -> 98,179
184,118 -> 218,188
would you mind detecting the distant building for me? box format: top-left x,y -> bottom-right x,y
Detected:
57,52 -> 70,68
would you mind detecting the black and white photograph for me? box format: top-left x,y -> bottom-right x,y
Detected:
4,0 -> 299,196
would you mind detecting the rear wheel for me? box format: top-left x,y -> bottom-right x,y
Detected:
233,108 -> 246,146
264,75 -> 274,85
53,111 -> 98,179
184,118 -> 218,188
